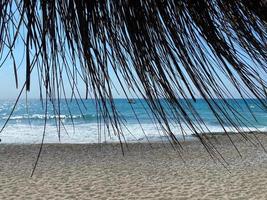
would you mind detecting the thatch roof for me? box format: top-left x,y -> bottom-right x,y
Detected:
0,1 -> 267,157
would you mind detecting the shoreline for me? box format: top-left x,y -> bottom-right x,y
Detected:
0,131 -> 265,145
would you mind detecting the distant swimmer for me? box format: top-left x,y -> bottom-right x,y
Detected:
128,98 -> 136,104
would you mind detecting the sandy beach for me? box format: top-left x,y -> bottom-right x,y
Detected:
1,133 -> 267,200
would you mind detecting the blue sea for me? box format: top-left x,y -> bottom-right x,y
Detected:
0,99 -> 267,143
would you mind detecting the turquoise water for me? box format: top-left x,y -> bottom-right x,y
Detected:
0,99 -> 266,143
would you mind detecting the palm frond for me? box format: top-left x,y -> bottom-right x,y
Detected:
0,0 -> 267,156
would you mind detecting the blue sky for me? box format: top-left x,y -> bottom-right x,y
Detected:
0,20 -> 263,100
1,2 -> 266,101
0,57 -> 242,100
0,53 -> 127,99
0,48 -> 253,100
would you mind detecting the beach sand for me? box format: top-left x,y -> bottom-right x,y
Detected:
1,134 -> 267,199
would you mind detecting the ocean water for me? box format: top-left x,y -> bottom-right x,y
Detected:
0,99 -> 266,144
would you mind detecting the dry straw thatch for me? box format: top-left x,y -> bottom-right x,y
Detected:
0,0 -> 267,169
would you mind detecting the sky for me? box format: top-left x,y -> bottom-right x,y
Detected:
0,5 -> 263,100
0,43 -> 255,100
0,37 -> 242,100
0,51 -> 128,100
0,33 -> 255,101
0,57 -> 244,100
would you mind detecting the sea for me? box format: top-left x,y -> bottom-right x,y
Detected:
0,99 -> 267,144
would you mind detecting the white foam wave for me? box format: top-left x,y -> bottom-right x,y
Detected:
1,114 -> 95,120
0,123 -> 266,144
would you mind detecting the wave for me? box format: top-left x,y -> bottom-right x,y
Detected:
0,122 -> 266,144
1,114 -> 98,121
